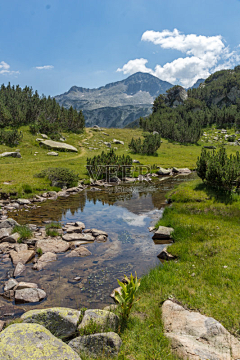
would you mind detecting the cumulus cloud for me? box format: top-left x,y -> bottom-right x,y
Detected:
117,29 -> 240,87
35,65 -> 54,70
0,61 -> 19,75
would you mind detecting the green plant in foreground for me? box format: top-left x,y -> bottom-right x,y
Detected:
46,228 -> 59,237
12,225 -> 32,240
115,272 -> 141,320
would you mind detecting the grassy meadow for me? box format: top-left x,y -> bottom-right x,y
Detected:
0,125 -> 239,197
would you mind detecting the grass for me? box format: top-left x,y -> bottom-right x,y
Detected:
12,225 -> 33,241
45,222 -> 61,237
81,178 -> 240,359
0,125 -> 239,198
46,228 -> 60,237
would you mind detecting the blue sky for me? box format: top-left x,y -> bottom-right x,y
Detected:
0,0 -> 240,95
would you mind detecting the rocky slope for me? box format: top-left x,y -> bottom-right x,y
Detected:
55,72 -> 173,128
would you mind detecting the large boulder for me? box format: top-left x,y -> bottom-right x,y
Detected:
152,226 -> 174,240
0,152 -> 21,158
10,247 -> 35,265
62,233 -> 95,242
40,140 -> 78,152
69,332 -> 122,358
162,300 -> 240,360
21,307 -> 80,339
0,323 -> 81,359
156,167 -> 171,175
36,239 -> 69,253
78,309 -> 119,333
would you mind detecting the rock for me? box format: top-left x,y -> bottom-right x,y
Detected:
0,218 -> 18,229
66,226 -> 84,234
110,287 -> 122,301
148,226 -> 155,232
162,300 -> 240,360
0,152 -> 21,158
104,142 -> 111,147
91,229 -> 108,237
47,151 -> 58,156
15,288 -> 46,303
21,307 -> 80,339
157,167 -> 171,175
15,282 -> 38,290
40,140 -> 78,152
78,309 -> 119,333
2,232 -> 20,243
4,278 -> 18,291
69,332 -> 122,358
157,247 -> 175,261
65,247 -> 92,257
152,226 -> 174,240
0,320 -> 4,332
153,131 -> 159,135
16,198 -> 31,205
203,145 -> 216,149
113,139 -> 124,145
133,159 -> 140,163
103,304 -> 118,312
10,248 -> 35,265
62,233 -> 95,242
95,235 -> 107,242
14,262 -> 26,277
36,239 -> 69,253
0,323 -> 81,359
92,125 -> 101,129
0,228 -> 11,242
69,240 -> 91,248
172,167 -> 191,174
75,221 -> 85,228
32,251 -> 57,270
40,133 -> 48,139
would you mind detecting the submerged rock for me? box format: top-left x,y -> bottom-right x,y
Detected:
69,332 -> 122,358
32,252 -> 57,270
162,300 -> 240,360
0,323 -> 81,359
21,307 -> 80,339
65,247 -> 92,257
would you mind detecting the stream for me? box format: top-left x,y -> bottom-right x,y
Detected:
0,174 -> 194,319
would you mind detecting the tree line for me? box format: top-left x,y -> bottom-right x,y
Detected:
0,83 -> 85,141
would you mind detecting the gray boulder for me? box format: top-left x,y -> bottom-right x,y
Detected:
65,247 -> 92,257
36,239 -> 69,253
162,300 -> 240,360
62,233 -> 95,242
40,140 -> 78,152
113,139 -> 124,145
21,307 -> 80,339
15,288 -> 46,303
69,332 -> 122,358
0,323 -> 81,359
152,226 -> 174,240
78,309 -> 119,333
47,151 -> 58,156
0,152 -> 21,158
0,218 -> 18,229
32,252 -> 57,271
157,167 -> 171,175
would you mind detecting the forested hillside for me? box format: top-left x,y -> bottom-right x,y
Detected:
0,83 -> 85,140
140,66 -> 240,144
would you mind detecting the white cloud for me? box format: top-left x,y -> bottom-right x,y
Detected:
0,61 -> 19,75
117,29 -> 240,87
36,65 -> 54,70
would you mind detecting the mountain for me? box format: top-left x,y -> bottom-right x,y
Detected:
188,78 -> 205,89
55,72 -> 173,128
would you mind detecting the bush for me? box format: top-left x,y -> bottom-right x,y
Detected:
34,167 -> 79,188
0,129 -> 23,146
196,146 -> 240,190
22,184 -> 33,194
128,133 -> 161,155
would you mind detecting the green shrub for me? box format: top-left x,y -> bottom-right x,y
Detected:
196,146 -> 240,190
34,167 -> 79,188
12,225 -> 32,241
46,228 -> 59,237
36,248 -> 43,256
45,222 -> 61,230
128,133 -> 161,155
0,129 -> 23,146
22,184 -> 33,194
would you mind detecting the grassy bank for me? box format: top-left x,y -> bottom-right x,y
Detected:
106,178 -> 240,360
0,125 -> 239,198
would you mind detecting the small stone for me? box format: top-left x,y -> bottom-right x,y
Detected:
14,262 -> 26,277
4,278 -> 18,291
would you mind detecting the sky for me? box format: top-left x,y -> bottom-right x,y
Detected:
1,0 -> 240,96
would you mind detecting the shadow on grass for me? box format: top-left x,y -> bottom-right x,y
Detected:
194,182 -> 237,205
